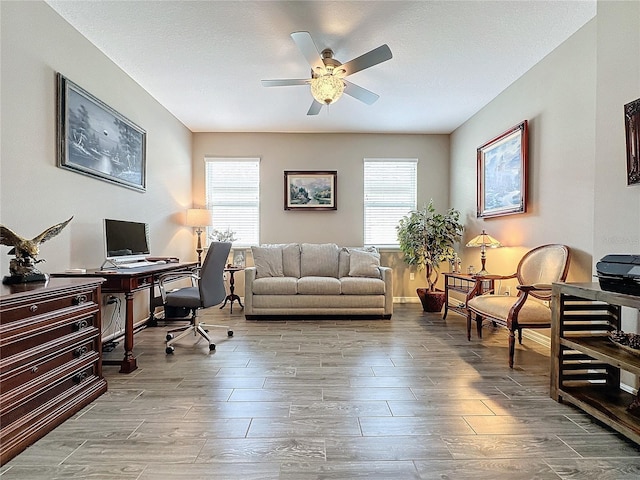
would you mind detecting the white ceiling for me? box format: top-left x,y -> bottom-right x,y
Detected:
45,0 -> 596,134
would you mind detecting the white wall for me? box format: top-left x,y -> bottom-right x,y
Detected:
450,19 -> 598,286
192,132 -> 450,298
593,0 -> 640,384
1,2 -> 194,334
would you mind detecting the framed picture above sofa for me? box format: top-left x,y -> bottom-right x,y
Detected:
284,170 -> 337,210
56,73 -> 147,192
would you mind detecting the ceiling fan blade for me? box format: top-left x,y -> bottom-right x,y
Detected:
339,44 -> 392,77
343,80 -> 380,105
291,31 -> 324,70
307,100 -> 323,116
261,79 -> 309,87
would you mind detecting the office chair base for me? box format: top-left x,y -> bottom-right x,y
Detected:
164,321 -> 232,354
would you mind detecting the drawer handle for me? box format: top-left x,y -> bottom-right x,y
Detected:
30,366 -> 38,373
74,319 -> 89,331
73,371 -> 88,384
74,346 -> 89,358
73,294 -> 88,305
29,305 -> 38,313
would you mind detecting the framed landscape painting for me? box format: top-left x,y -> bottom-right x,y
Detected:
284,171 -> 337,210
477,120 -> 528,218
56,73 -> 146,192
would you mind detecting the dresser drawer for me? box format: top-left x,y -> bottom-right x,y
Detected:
0,334 -> 98,394
0,285 -> 98,324
0,306 -> 98,361
1,360 -> 99,429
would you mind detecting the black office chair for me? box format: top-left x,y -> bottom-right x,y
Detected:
159,241 -> 233,354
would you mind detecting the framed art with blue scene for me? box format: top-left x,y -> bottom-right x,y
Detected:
477,120 -> 528,218
284,170 -> 337,210
56,73 -> 146,192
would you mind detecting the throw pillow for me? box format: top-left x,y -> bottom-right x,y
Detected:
338,246 -> 379,278
348,249 -> 381,278
300,243 -> 340,277
251,246 -> 284,278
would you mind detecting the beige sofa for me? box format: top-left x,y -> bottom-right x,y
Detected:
244,243 -> 393,319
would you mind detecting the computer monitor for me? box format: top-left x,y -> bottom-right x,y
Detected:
103,219 -> 150,265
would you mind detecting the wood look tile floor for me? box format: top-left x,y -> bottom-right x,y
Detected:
2,304 -> 640,479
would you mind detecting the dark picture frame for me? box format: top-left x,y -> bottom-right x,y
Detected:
477,120 -> 528,218
56,73 -> 146,192
625,98 -> 640,186
284,170 -> 337,210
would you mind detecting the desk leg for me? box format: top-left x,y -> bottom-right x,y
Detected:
120,291 -> 138,373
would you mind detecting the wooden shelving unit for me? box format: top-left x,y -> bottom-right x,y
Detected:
550,282 -> 640,444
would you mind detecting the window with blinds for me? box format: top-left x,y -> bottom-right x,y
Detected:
363,158 -> 418,247
205,157 -> 260,247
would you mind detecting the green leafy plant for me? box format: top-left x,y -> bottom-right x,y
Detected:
396,200 -> 463,291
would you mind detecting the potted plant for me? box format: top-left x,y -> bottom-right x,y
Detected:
396,200 -> 463,312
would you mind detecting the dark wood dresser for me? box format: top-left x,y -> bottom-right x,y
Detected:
0,277 -> 107,465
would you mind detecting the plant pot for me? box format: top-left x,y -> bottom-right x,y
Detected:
416,288 -> 446,312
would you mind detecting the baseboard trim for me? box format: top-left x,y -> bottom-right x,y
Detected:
393,297 -> 420,304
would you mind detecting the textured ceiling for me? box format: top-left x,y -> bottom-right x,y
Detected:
45,0 -> 596,134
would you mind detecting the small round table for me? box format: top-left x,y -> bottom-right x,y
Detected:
220,266 -> 244,313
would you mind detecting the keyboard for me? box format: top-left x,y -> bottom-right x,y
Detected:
117,261 -> 158,269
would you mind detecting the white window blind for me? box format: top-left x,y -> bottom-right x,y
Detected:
205,158 -> 260,247
364,158 -> 417,247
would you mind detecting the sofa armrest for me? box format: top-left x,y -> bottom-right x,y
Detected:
244,267 -> 257,314
380,267 -> 393,317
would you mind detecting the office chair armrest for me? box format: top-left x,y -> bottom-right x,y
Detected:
158,271 -> 199,302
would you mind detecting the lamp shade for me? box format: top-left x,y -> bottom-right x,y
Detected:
466,230 -> 502,248
185,208 -> 213,228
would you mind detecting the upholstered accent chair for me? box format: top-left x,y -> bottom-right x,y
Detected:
466,244 -> 571,368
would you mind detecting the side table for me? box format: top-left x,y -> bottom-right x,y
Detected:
221,267 -> 244,313
443,273 -> 494,319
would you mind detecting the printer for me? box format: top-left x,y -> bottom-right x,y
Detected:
596,254 -> 640,296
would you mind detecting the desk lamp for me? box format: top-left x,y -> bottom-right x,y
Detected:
466,230 -> 502,275
186,208 -> 213,265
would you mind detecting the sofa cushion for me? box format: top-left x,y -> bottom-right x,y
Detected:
340,277 -> 386,295
251,245 -> 284,278
338,246 -> 379,278
300,243 -> 340,277
282,243 -> 301,278
297,276 -> 342,295
252,277 -> 298,295
348,249 -> 381,278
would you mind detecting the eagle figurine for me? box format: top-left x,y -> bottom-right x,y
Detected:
0,216 -> 73,282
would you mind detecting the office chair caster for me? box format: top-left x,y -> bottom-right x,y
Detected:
209,343 -> 216,351
165,346 -> 175,354
228,330 -> 234,337
166,334 -> 173,341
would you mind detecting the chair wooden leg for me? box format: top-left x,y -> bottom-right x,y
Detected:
518,328 -> 523,344
476,316 -> 483,339
508,329 -> 516,368
467,312 -> 472,341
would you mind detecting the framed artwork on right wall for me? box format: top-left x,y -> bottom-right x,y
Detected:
477,120 -> 528,218
625,98 -> 640,186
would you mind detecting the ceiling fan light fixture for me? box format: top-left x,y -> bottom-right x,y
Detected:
310,74 -> 345,105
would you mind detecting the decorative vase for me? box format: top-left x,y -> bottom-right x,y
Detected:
416,288 -> 446,312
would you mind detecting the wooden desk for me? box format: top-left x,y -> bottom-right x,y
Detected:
443,273 -> 494,319
53,262 -> 196,374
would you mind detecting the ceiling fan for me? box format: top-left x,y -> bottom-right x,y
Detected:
261,31 -> 392,115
